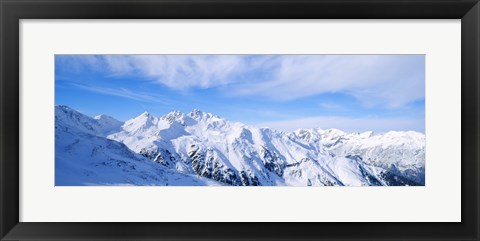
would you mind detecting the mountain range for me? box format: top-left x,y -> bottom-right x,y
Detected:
55,105 -> 425,186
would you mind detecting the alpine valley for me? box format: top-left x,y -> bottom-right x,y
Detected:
55,105 -> 425,186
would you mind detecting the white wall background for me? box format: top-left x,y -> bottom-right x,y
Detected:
20,20 -> 461,222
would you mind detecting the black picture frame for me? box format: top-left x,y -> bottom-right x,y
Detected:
1,0 -> 479,240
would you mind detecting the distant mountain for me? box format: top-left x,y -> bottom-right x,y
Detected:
55,105 -> 425,186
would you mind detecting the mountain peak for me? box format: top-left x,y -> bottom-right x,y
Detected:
57,104 -> 71,110
122,111 -> 159,134
94,114 -> 116,121
94,114 -> 123,125
55,105 -> 102,134
55,105 -> 87,118
188,109 -> 220,121
124,111 -> 159,126
189,109 -> 203,116
56,105 -> 79,114
165,110 -> 185,117
161,110 -> 192,125
129,111 -> 158,122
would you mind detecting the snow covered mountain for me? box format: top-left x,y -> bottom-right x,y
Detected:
55,105 -> 425,186
55,106 -> 222,186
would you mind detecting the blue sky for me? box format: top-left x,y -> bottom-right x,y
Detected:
55,55 -> 425,133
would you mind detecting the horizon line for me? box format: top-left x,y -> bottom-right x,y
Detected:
55,104 -> 425,135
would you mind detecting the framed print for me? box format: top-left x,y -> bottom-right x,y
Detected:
1,0 -> 479,241
53,54 -> 426,187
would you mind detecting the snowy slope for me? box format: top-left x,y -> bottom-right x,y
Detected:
55,105 -> 426,186
55,106 -> 222,186
290,128 -> 425,185
106,108 -> 424,186
94,114 -> 124,135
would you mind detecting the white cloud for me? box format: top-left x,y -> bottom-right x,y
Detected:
64,55 -> 425,109
255,115 -> 424,133
71,83 -> 174,105
318,102 -> 346,111
97,55 -> 247,90
232,55 -> 425,108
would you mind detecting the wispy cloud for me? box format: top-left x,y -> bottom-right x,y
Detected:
318,102 -> 346,111
232,55 -> 425,108
255,116 -> 425,133
94,55 -> 246,89
57,55 -> 425,109
71,83 -> 174,105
